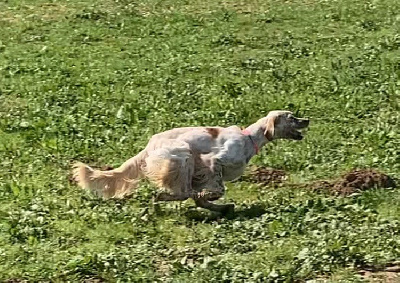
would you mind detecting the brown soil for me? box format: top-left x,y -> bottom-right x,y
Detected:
309,169 -> 396,196
242,166 -> 287,185
359,263 -> 400,282
244,167 -> 396,196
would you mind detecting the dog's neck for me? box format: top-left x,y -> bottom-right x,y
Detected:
243,121 -> 270,152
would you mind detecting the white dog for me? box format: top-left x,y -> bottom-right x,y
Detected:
73,110 -> 309,213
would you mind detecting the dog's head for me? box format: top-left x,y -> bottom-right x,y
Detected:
262,110 -> 310,141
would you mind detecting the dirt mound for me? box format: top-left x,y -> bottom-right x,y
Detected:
242,167 -> 287,185
310,169 -> 396,196
243,167 -> 396,196
333,169 -> 396,193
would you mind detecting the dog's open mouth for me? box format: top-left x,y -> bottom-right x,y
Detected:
292,129 -> 304,140
292,120 -> 310,140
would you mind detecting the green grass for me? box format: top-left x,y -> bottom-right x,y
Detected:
1,0 -> 400,281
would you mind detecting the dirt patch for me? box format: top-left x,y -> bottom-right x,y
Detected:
309,169 -> 396,196
243,167 -> 396,196
242,167 -> 287,185
359,263 -> 400,282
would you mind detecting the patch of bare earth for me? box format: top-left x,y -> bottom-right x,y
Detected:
309,169 -> 396,196
359,263 -> 400,282
243,167 -> 396,196
242,166 -> 287,185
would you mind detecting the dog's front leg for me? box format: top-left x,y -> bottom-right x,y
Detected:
192,157 -> 235,214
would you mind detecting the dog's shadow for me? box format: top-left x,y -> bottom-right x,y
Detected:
234,203 -> 267,219
184,203 -> 267,222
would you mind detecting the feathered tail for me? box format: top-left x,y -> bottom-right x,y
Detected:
72,152 -> 145,199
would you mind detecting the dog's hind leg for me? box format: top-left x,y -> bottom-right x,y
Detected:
144,141 -> 194,201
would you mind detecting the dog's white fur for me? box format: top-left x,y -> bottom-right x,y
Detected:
73,110 -> 309,212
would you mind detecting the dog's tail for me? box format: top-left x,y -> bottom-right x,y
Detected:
72,152 -> 145,199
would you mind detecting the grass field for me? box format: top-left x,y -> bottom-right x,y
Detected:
1,0 -> 400,281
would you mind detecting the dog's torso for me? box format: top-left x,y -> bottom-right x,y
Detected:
145,126 -> 255,182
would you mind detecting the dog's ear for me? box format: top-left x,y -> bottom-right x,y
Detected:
264,117 -> 275,141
